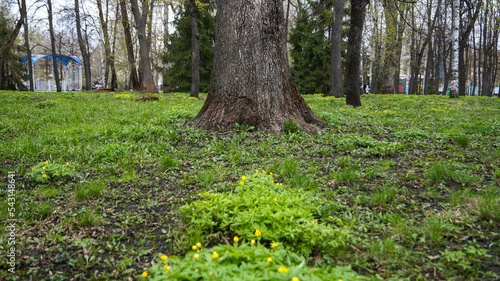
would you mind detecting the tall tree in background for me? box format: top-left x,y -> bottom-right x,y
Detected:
377,0 -> 399,94
193,0 -> 325,133
119,0 -> 139,90
21,0 -> 33,91
188,0 -> 200,98
345,0 -> 369,107
449,0 -> 459,98
0,3 -> 25,90
130,0 -> 158,93
75,0 -> 92,91
164,0 -> 214,92
329,0 -> 345,97
96,0 -> 117,89
47,0 -> 61,92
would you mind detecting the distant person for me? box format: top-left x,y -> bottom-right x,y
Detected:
363,83 -> 370,94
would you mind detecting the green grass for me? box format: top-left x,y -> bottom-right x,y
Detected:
0,91 -> 499,280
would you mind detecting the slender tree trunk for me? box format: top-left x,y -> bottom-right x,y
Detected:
163,1 -> 170,91
75,0 -> 92,91
193,0 -> 325,133
285,0 -> 291,37
47,0 -> 61,92
379,0 -> 398,94
449,0 -> 459,98
345,0 -> 368,107
110,2 -> 118,90
188,0 -> 200,98
120,0 -> 139,90
0,8 -> 25,89
393,9 -> 406,94
96,0 -> 112,88
328,0 -> 344,97
21,0 -> 33,91
130,0 -> 158,93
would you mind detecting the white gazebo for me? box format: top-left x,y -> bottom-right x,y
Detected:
22,54 -> 83,91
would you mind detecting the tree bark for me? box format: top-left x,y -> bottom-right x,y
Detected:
0,8 -> 25,90
449,0 -> 459,98
75,0 -> 92,91
378,0 -> 398,94
188,0 -> 200,98
193,0 -> 325,133
120,0 -> 139,90
21,0 -> 33,91
130,0 -> 158,93
345,0 -> 368,107
47,0 -> 61,92
328,0 -> 345,98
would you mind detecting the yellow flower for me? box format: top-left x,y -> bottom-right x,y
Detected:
240,181 -> 244,186
209,272 -> 213,277
267,257 -> 272,262
66,162 -> 69,166
31,168 -> 33,170
262,170 -> 266,174
142,271 -> 148,278
270,172 -> 273,175
194,253 -> 199,260
292,278 -> 300,281
278,266 -> 289,273
234,236 -> 239,242
196,242 -> 202,248
274,198 -> 278,202
241,175 -> 246,180
256,170 -> 259,173
311,221 -> 315,225
276,183 -> 279,186
192,245 -> 197,250
251,239 -> 255,245
211,251 -> 219,259
220,257 -> 224,261
45,161 -> 48,165
42,167 -> 46,170
164,265 -> 170,270
255,229 -> 261,236
161,254 -> 167,261
56,171 -> 58,173
272,242 -> 279,248
42,174 -> 47,178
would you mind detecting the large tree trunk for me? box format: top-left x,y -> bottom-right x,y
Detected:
449,0 -> 459,98
193,0 -> 325,133
96,0 -> 113,89
188,0 -> 200,98
47,0 -> 61,92
378,0 -> 398,94
21,0 -> 33,91
75,0 -> 92,91
130,0 -> 158,93
345,0 -> 368,107
328,0 -> 344,98
120,0 -> 139,90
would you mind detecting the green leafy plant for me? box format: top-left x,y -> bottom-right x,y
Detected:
143,242 -> 366,281
454,134 -> 471,148
179,172 -> 354,256
28,161 -> 75,184
283,120 -> 301,134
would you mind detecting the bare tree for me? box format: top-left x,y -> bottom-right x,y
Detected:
188,0 -> 200,98
75,0 -> 92,91
328,0 -> 345,97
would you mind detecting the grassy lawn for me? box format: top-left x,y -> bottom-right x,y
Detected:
1,90 -> 499,280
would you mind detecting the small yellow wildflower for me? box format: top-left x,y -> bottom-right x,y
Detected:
164,265 -> 170,270
276,183 -> 279,186
311,221 -> 315,225
262,170 -> 266,174
195,269 -> 198,272
241,175 -> 246,180
255,229 -> 261,236
161,254 -> 167,261
267,257 -> 273,262
194,253 -> 199,260
66,162 -> 69,166
274,198 -> 278,202
251,239 -> 255,245
240,181 -> 244,186
220,257 -> 224,261
42,174 -> 47,178
192,245 -> 197,250
211,251 -> 219,259
142,271 -> 148,278
256,170 -> 259,173
278,266 -> 289,273
209,272 -> 213,277
196,242 -> 202,248
45,161 -> 48,165
42,167 -> 46,170
292,278 -> 300,281
31,168 -> 33,171
234,236 -> 239,242
270,172 -> 273,175
272,242 -> 279,248
56,171 -> 58,174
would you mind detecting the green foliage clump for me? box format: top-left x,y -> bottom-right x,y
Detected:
283,120 -> 301,134
27,161 -> 75,184
144,243 -> 366,281
454,134 -> 471,148
180,172 -> 353,256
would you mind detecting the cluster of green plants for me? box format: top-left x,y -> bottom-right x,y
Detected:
27,160 -> 75,184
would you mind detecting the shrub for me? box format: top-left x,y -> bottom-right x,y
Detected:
27,161 -> 75,184
179,172 -> 353,256
144,242 -> 366,281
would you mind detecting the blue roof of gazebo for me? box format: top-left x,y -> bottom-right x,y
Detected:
22,54 -> 82,66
